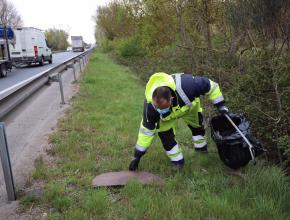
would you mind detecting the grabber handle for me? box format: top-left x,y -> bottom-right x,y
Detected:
224,114 -> 256,163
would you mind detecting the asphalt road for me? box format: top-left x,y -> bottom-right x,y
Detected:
0,59 -> 83,212
0,51 -> 83,92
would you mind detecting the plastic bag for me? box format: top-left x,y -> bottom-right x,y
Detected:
210,113 -> 265,169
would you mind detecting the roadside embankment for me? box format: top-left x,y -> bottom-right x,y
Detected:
12,51 -> 290,219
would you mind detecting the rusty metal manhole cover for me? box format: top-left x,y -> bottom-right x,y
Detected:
92,171 -> 163,187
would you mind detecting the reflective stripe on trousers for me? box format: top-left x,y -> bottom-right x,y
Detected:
192,135 -> 207,148
166,144 -> 184,161
135,144 -> 147,152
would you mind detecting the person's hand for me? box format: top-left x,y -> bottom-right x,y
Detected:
129,158 -> 140,171
218,105 -> 229,114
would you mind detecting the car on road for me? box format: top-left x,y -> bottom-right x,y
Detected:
10,27 -> 52,66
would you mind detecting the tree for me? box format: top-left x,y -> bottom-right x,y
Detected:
0,0 -> 23,27
95,0 -> 136,41
45,28 -> 69,51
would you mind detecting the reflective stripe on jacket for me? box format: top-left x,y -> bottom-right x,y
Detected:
135,72 -> 224,151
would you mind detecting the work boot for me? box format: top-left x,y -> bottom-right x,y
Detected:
171,158 -> 184,172
194,144 -> 208,153
171,163 -> 184,172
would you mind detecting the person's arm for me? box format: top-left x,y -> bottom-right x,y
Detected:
129,100 -> 159,171
193,76 -> 229,114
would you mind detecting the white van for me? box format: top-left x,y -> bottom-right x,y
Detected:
10,27 -> 52,66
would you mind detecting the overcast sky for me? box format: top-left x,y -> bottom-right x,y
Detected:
10,0 -> 111,44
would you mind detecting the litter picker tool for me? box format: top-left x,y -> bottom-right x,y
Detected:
224,113 -> 256,164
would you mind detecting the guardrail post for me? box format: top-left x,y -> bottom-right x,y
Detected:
72,64 -> 77,82
79,59 -> 82,73
82,56 -> 85,67
57,73 -> 65,104
0,122 -> 16,201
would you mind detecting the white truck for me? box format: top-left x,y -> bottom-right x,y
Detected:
9,27 -> 52,66
71,36 -> 84,52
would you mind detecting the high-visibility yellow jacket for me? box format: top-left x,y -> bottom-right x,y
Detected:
135,72 -> 225,153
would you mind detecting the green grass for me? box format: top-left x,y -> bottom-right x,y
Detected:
23,50 -> 290,219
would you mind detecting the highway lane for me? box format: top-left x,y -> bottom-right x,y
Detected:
0,51 -> 83,92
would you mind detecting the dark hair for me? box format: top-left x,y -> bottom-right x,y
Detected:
152,86 -> 172,102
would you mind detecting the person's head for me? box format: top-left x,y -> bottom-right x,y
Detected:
152,86 -> 173,110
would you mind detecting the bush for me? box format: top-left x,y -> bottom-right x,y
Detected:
226,52 -> 290,165
277,135 -> 290,166
101,40 -> 116,53
116,37 -> 146,58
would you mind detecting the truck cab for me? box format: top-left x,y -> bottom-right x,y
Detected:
0,26 -> 14,77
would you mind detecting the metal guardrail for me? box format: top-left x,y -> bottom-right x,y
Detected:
0,48 -> 93,201
0,48 -> 93,119
0,122 -> 16,201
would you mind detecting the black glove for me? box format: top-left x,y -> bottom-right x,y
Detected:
129,158 -> 140,171
217,105 -> 229,114
129,148 -> 145,171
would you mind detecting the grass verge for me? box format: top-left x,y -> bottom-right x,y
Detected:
21,50 -> 290,219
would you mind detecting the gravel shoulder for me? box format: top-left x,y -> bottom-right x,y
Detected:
0,63 -> 83,219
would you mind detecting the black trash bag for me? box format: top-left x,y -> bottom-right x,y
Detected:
210,113 -> 265,169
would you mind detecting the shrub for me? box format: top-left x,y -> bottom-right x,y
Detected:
116,37 -> 146,58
